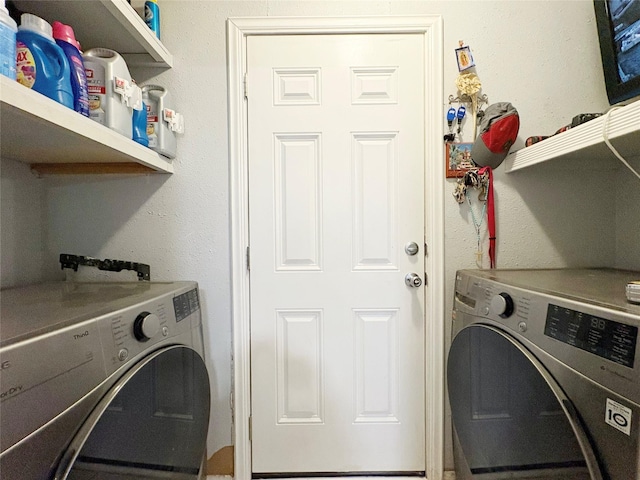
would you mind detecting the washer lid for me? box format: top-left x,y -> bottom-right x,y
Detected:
460,268 -> 640,315
0,281 -> 196,347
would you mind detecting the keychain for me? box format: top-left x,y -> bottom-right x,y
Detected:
444,107 -> 456,142
456,105 -> 466,136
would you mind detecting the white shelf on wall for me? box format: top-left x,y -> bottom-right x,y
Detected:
11,0 -> 173,67
0,76 -> 173,175
504,99 -> 640,173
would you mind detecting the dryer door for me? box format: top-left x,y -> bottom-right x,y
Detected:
55,345 -> 210,480
448,324 -> 602,480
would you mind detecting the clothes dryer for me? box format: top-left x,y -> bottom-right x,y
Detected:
0,281 -> 210,479
448,268 -> 640,480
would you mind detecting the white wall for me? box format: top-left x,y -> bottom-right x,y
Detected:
1,158 -> 46,287
616,166 -> 640,269
2,0 -> 640,472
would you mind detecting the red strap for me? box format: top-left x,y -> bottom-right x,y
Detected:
478,166 -> 496,268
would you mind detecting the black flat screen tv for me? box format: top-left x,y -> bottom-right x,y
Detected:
594,0 -> 640,104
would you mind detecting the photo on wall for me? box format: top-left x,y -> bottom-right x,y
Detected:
455,45 -> 475,71
446,142 -> 474,178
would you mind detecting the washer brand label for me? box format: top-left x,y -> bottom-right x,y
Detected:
0,384 -> 23,401
605,398 -> 632,435
73,330 -> 90,340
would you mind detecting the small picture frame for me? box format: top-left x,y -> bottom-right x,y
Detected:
455,46 -> 475,72
446,142 -> 474,178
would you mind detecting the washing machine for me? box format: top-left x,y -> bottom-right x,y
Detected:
0,281 -> 210,479
448,268 -> 640,480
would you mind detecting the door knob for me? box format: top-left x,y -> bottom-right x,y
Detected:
405,273 -> 423,288
405,242 -> 419,256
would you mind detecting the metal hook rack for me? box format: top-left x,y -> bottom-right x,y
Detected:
448,93 -> 490,139
448,93 -> 489,114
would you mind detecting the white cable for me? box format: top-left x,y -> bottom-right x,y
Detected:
602,105 -> 640,181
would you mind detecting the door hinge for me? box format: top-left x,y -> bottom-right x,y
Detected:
246,246 -> 250,271
243,72 -> 248,99
248,415 -> 252,442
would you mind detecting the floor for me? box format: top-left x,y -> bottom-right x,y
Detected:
207,475 -> 456,480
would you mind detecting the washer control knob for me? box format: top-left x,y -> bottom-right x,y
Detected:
490,293 -> 514,318
133,312 -> 160,341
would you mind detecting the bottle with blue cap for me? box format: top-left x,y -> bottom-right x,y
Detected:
16,13 -> 73,109
0,0 -> 17,79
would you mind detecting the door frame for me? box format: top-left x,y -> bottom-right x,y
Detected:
228,16 -> 445,480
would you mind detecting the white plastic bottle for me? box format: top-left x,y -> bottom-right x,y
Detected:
83,48 -> 135,138
0,0 -> 17,79
142,84 -> 182,159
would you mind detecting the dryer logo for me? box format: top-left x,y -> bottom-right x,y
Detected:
73,330 -> 90,340
605,398 -> 632,436
1,384 -> 23,400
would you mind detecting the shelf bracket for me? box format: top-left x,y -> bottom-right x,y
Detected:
60,253 -> 151,281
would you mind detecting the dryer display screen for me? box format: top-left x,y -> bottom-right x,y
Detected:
544,304 -> 638,368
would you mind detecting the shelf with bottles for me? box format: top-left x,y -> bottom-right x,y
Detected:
504,99 -> 640,174
0,76 -> 173,174
11,0 -> 172,68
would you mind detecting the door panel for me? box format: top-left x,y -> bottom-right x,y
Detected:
274,133 -> 322,270
352,132 -> 398,270
248,33 -> 425,474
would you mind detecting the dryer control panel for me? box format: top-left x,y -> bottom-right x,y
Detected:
544,304 -> 638,368
98,286 -> 200,374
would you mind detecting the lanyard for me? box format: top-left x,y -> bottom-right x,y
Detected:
477,166 -> 495,268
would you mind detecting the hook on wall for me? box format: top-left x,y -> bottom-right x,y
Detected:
447,92 -> 489,140
449,93 -> 489,109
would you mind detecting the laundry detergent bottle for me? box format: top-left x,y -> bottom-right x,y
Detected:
142,84 -> 180,159
52,21 -> 89,116
16,13 -> 73,108
0,0 -> 17,79
83,48 -> 134,138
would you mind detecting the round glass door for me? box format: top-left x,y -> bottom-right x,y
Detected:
56,346 -> 210,479
447,324 -> 602,480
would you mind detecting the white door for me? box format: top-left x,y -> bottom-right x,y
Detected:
248,33 -> 425,474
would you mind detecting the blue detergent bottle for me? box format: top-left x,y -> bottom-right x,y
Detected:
16,13 -> 73,109
133,100 -> 149,146
52,21 -> 89,116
